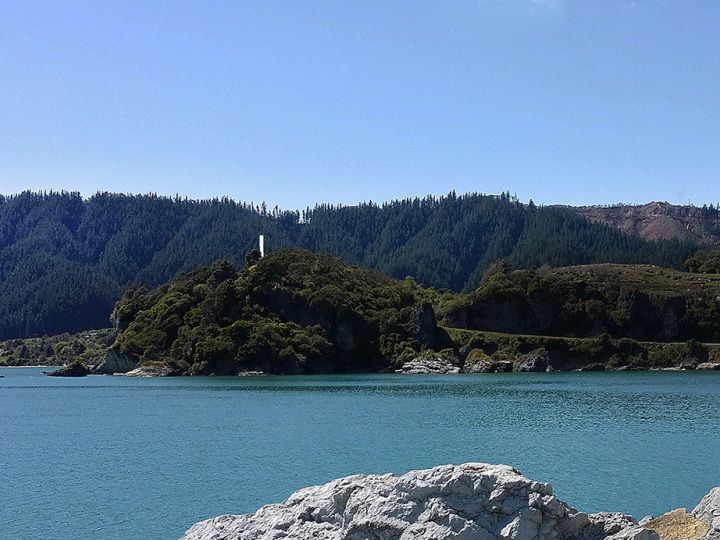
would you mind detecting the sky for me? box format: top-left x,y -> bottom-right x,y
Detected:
1,0 -> 719,209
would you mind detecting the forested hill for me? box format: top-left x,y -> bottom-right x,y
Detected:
0,190 -> 697,339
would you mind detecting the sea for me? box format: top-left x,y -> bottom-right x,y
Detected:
1,368 -> 719,539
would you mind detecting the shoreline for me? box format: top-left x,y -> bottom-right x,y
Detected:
0,365 -> 59,369
5,367 -> 720,377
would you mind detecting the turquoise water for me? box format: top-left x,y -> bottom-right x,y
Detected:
1,368 -> 720,539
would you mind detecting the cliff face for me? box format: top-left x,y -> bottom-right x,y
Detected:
442,264 -> 720,343
575,202 -> 720,245
181,462 -> 720,540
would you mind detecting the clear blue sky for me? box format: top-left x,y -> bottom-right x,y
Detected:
1,0 -> 719,208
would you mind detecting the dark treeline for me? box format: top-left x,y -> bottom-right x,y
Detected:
0,190 -> 697,338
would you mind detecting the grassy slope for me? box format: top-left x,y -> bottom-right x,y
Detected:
551,263 -> 720,294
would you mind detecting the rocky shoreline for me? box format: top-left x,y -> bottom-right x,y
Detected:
182,463 -> 719,540
42,346 -> 720,377
393,351 -> 720,375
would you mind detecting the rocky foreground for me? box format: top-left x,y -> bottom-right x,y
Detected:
182,463 -> 719,540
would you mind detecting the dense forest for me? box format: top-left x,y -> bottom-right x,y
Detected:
0,190 -> 698,339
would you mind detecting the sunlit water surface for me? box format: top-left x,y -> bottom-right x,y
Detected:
2,368 -> 719,539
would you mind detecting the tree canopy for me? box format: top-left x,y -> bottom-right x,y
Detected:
0,190 -> 698,338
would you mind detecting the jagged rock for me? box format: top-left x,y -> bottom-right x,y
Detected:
46,362 -> 90,377
397,350 -> 461,374
464,349 -> 496,373
693,488 -> 720,540
495,361 -> 514,372
92,347 -> 139,375
121,363 -> 180,377
696,363 -> 720,371
645,508 -> 709,540
465,359 -> 496,373
581,363 -> 607,372
607,526 -> 660,540
514,349 -> 550,372
181,463 -> 659,540
587,512 -> 639,537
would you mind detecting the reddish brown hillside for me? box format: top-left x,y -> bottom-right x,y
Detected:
574,202 -> 720,245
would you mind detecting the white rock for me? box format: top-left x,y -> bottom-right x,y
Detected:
694,487 -> 720,540
92,347 -> 138,374
696,362 -> 720,371
181,463 -> 659,540
606,525 -> 659,540
397,353 -> 461,374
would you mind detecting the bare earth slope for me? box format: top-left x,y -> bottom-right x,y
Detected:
574,202 -> 720,245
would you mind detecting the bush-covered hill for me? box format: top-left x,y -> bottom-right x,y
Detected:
0,190 -> 698,338
109,251 -> 720,375
0,328 -> 115,367
443,264 -> 720,342
111,250 -> 445,375
685,249 -> 720,274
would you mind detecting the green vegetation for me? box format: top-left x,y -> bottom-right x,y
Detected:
10,251 -> 720,372
45,357 -> 92,377
111,250 -> 720,375
685,249 -> 720,274
443,264 -> 720,342
113,250 -> 444,375
0,329 -> 114,366
447,328 -> 720,371
0,190 -> 698,339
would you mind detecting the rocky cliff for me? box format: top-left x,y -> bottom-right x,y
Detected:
442,264 -> 720,343
91,347 -> 139,374
181,463 -> 720,540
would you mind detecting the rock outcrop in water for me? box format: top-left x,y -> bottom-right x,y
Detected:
396,350 -> 461,374
514,348 -> 551,372
182,462 -> 715,540
696,363 -> 720,371
46,361 -> 90,377
91,347 -> 139,375
121,363 -> 181,377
